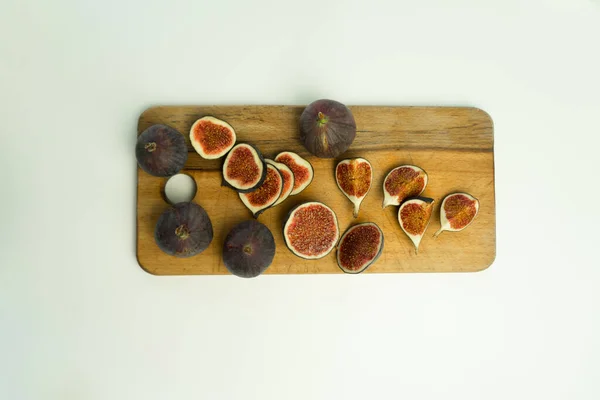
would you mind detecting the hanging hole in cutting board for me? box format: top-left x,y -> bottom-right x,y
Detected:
163,173 -> 197,204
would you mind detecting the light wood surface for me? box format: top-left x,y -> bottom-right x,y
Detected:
137,105 -> 495,275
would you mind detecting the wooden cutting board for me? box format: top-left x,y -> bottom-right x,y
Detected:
136,105 -> 495,275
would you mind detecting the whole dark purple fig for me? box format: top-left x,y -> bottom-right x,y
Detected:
154,202 -> 213,257
299,99 -> 356,158
136,124 -> 188,177
222,220 -> 275,278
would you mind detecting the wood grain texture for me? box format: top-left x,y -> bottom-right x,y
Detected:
137,105 -> 495,275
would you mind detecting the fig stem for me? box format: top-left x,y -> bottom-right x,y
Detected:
353,204 -> 359,218
145,142 -> 157,152
175,224 -> 190,240
433,227 -> 444,238
317,111 -> 328,125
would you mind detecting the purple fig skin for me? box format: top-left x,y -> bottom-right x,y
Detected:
222,220 -> 275,278
136,124 -> 188,177
154,202 -> 213,258
299,99 -> 357,158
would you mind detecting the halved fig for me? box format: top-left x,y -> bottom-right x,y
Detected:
239,163 -> 283,218
154,202 -> 213,257
299,99 -> 357,158
382,165 -> 428,209
222,220 -> 275,278
398,197 -> 435,254
283,202 -> 339,259
190,116 -> 236,159
335,158 -> 373,218
434,193 -> 480,237
222,143 -> 266,193
274,151 -> 314,195
136,124 -> 188,177
337,222 -> 384,274
265,159 -> 295,207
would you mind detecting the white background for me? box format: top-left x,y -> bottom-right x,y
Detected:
1,1 -> 599,399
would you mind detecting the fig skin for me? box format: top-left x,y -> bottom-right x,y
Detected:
336,222 -> 384,274
282,201 -> 340,260
136,124 -> 188,177
154,202 -> 213,257
222,143 -> 267,193
299,99 -> 357,158
222,220 -> 276,278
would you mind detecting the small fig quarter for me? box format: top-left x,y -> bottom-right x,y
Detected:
136,124 -> 188,177
239,163 -> 284,218
222,143 -> 266,193
337,222 -> 384,274
398,197 -> 435,254
434,192 -> 480,237
299,99 -> 357,158
283,202 -> 340,260
382,165 -> 428,209
223,220 -> 275,278
335,158 -> 373,218
190,116 -> 236,159
274,151 -> 314,195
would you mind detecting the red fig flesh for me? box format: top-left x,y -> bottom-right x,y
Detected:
434,193 -> 480,237
382,165 -> 428,208
299,99 -> 356,158
274,151 -> 314,195
239,163 -> 283,218
190,116 -> 236,159
136,124 -> 188,177
283,202 -> 339,259
222,143 -> 266,193
154,202 -> 213,257
398,197 -> 434,254
265,159 -> 294,207
335,158 -> 373,218
336,222 -> 384,274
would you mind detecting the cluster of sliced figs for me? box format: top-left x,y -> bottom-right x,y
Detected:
221,144 -> 314,217
381,165 -> 480,254
135,98 -> 482,278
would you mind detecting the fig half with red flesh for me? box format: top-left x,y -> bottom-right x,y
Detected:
222,143 -> 266,193
398,197 -> 435,254
222,220 -> 275,278
335,158 -> 373,218
274,151 -> 314,195
154,202 -> 213,257
337,222 -> 384,274
283,202 -> 339,260
136,124 -> 188,177
434,193 -> 480,237
299,99 -> 357,158
190,116 -> 236,159
239,163 -> 283,218
382,165 -> 428,209
265,159 -> 295,207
